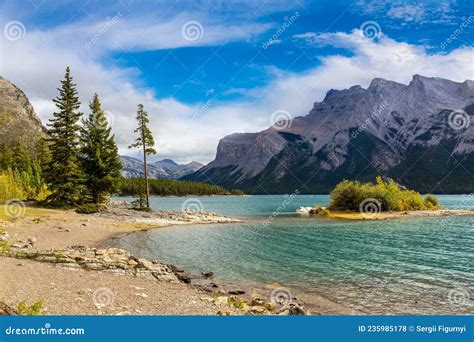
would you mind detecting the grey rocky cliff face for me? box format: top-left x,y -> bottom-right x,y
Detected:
210,132 -> 286,180
187,75 -> 474,193
0,76 -> 45,148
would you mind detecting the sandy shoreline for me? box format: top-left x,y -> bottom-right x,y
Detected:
3,204 -> 473,316
297,208 -> 474,220
0,206 -> 236,315
0,206 -> 309,316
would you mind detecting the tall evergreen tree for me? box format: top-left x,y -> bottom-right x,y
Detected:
44,66 -> 84,207
0,143 -> 12,170
79,93 -> 122,204
12,143 -> 31,174
128,104 -> 156,209
35,139 -> 52,173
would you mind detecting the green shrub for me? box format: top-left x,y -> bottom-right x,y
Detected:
0,241 -> 11,254
319,208 -> 331,217
17,300 -> 44,315
424,194 -> 439,209
227,296 -> 246,310
0,173 -> 25,201
328,176 -> 442,212
75,203 -> 105,214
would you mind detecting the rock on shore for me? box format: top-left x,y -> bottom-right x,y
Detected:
8,246 -> 180,283
0,302 -> 18,315
5,245 -> 309,316
95,208 -> 240,225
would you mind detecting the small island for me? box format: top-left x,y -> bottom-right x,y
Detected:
298,176 -> 474,220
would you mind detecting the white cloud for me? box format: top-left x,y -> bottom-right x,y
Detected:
354,0 -> 457,26
387,5 -> 425,23
0,11 -> 472,165
0,10 -> 275,164
246,30 -> 473,132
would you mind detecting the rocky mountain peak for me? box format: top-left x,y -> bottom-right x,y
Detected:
160,158 -> 178,165
0,76 -> 45,149
186,75 -> 474,194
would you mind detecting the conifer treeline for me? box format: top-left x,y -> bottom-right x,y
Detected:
1,66 -> 244,207
0,140 -> 50,201
0,67 -> 123,208
119,178 -> 244,197
43,67 -> 122,208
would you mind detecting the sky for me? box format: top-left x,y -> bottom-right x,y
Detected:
0,0 -> 472,164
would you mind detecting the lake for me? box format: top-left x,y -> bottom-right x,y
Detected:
110,195 -> 474,314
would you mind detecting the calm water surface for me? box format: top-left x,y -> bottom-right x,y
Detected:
112,195 -> 474,314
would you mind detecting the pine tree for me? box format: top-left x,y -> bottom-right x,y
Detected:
35,139 -> 52,170
128,104 -> 156,209
44,67 -> 84,207
0,143 -> 13,171
12,143 -> 31,174
79,93 -> 122,205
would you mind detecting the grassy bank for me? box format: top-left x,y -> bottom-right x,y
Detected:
0,204 -> 58,221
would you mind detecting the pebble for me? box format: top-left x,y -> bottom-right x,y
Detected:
130,285 -> 145,290
228,290 -> 246,295
250,298 -> 265,306
216,310 -> 232,316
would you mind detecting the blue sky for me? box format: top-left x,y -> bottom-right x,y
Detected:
0,0 -> 472,162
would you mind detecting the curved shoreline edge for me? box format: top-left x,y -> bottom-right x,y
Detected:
297,207 -> 474,220
0,207 -> 309,316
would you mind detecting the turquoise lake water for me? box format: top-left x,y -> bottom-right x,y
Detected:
112,195 -> 474,314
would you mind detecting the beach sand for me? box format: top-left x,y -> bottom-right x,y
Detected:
0,206 -> 254,315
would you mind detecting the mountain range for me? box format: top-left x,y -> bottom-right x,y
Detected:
2,73 -> 473,193
185,75 -> 474,194
120,155 -> 203,179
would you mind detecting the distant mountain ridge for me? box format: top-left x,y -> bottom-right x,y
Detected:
185,75 -> 474,193
120,155 -> 203,179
